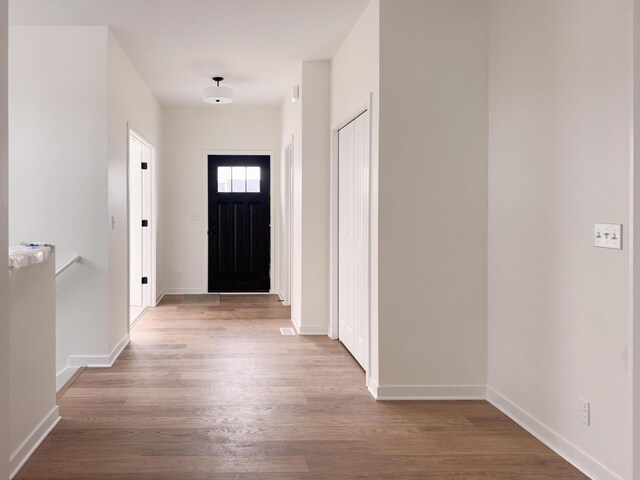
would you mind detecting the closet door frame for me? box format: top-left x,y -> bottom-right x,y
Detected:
330,96 -> 372,377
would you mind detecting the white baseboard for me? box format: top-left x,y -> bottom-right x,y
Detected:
291,313 -> 301,333
290,314 -> 327,336
156,289 -> 165,305
276,292 -> 291,306
162,287 -> 203,295
370,383 -> 486,400
367,376 -> 380,399
487,387 -> 623,480
10,406 -> 60,479
55,365 -> 82,392
159,288 -> 278,300
130,307 -> 147,329
69,333 -> 130,368
299,325 -> 329,335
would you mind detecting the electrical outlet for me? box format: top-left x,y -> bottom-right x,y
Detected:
578,398 -> 590,426
594,224 -> 622,249
177,271 -> 183,280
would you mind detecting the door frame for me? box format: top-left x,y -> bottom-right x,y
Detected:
281,140 -> 294,306
127,127 -> 157,326
202,150 -> 276,294
330,98 -> 372,375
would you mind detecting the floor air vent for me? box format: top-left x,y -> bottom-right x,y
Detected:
280,327 -> 296,336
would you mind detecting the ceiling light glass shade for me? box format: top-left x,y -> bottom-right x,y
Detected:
202,85 -> 234,104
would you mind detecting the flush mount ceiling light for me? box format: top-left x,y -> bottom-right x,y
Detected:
202,76 -> 234,104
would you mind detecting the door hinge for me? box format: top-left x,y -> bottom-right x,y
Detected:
141,220 -> 148,227
141,277 -> 148,284
141,162 -> 148,170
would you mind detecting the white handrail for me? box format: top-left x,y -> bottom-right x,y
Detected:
56,256 -> 81,277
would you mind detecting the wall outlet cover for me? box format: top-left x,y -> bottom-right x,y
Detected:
594,223 -> 622,250
578,398 -> 590,426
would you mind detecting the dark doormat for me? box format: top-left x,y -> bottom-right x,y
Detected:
181,294 -> 221,307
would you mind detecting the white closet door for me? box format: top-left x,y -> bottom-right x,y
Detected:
141,142 -> 153,307
338,111 -> 368,368
129,138 -> 144,307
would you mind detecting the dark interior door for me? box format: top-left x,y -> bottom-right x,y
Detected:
208,155 -> 271,292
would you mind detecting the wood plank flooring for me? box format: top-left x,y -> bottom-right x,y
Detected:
16,295 -> 586,479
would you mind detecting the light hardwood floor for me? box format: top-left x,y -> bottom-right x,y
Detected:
17,295 -> 586,479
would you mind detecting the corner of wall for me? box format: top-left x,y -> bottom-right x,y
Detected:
0,0 -> 8,477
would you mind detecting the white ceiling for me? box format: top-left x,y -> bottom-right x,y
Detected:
9,0 -> 370,106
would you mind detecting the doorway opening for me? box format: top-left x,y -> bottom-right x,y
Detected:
205,153 -> 272,293
128,130 -> 155,327
331,107 -> 371,371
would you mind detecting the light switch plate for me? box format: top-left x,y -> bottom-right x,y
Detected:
594,224 -> 622,250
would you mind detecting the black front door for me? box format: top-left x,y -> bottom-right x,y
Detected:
208,155 -> 271,292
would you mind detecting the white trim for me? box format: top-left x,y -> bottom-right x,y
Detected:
202,150 -> 276,294
161,288 -> 203,295
299,325 -> 329,336
371,384 -> 486,401
206,292 -> 273,295
55,366 -> 82,392
127,128 -> 158,330
162,288 -> 273,295
291,313 -> 301,334
281,140 -> 294,306
130,306 -> 147,329
290,314 -> 327,335
160,288 -> 276,297
487,387 -> 624,480
367,376 -> 380,399
69,333 -> 130,368
10,406 -> 60,479
330,98 -> 373,370
156,288 -> 165,305
631,11 -> 640,475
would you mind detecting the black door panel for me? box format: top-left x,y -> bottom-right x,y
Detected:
208,155 -> 270,292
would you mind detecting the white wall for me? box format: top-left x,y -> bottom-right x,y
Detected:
300,61 -> 331,331
9,26 -> 110,383
280,66 -> 302,319
376,0 -> 488,394
331,0 -> 380,381
279,61 -> 331,333
9,257 -> 58,477
160,106 -> 281,295
633,2 -> 640,476
0,1 -> 8,477
488,1 -> 633,479
107,31 -> 162,349
9,26 -> 160,386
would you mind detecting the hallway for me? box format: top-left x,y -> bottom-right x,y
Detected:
14,295 -> 585,479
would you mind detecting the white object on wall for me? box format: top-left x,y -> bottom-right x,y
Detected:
593,223 -> 622,250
